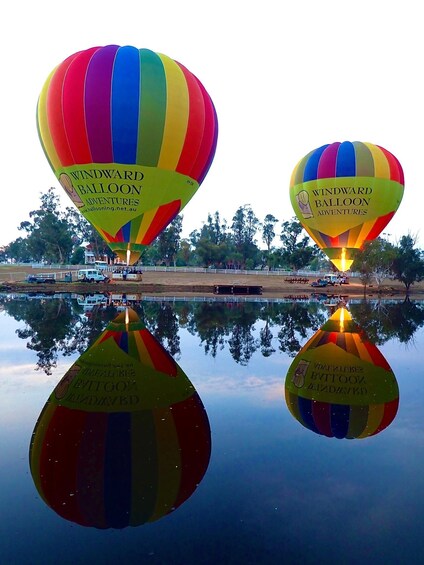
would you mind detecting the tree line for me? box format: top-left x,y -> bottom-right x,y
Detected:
1,187 -> 424,290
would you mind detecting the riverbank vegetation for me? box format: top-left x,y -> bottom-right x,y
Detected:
1,187 -> 423,293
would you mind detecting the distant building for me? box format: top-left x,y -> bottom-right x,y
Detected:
84,247 -> 96,265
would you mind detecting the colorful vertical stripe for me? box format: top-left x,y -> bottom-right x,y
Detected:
37,45 -> 218,180
291,141 -> 404,185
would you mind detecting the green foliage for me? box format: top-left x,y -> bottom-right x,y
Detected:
4,188 -> 423,275
352,238 -> 397,289
230,205 -> 261,268
143,216 -> 183,266
70,246 -> 86,265
279,217 -> 318,270
262,214 -> 278,269
392,235 -> 424,292
16,188 -> 74,263
190,212 -> 230,267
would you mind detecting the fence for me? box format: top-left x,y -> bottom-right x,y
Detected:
4,263 -> 360,280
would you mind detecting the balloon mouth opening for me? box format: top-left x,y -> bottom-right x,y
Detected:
323,247 -> 354,272
108,243 -> 145,265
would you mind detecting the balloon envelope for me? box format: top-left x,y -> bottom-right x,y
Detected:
285,307 -> 399,439
289,141 -> 404,271
37,45 -> 218,264
29,309 -> 211,528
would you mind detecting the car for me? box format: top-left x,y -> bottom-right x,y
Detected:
310,279 -> 329,287
322,273 -> 349,285
77,269 -> 110,283
323,274 -> 338,285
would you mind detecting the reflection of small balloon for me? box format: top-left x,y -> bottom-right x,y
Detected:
29,309 -> 211,528
285,307 -> 399,439
37,45 -> 218,264
290,141 -> 404,271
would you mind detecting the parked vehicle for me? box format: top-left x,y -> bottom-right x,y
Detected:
310,278 -> 329,288
26,274 -> 56,284
76,294 -> 108,311
323,273 -> 349,285
77,269 -> 110,283
323,274 -> 339,285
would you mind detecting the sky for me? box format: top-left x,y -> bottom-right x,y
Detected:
1,0 -> 422,249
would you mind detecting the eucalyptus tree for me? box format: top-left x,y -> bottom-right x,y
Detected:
392,235 -> 424,293
155,215 -> 183,267
65,206 -> 112,262
190,211 -> 229,267
352,237 -> 397,292
262,213 -> 278,268
18,188 -> 74,263
279,217 -> 318,271
230,204 -> 261,269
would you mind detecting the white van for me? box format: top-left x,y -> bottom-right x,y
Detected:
77,294 -> 108,311
323,273 -> 340,285
77,269 -> 110,283
323,273 -> 348,285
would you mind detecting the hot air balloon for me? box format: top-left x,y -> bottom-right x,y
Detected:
37,45 -> 218,265
285,307 -> 399,439
29,309 -> 211,528
289,141 -> 404,271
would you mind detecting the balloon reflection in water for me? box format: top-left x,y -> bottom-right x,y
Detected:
29,309 -> 211,528
285,307 -> 399,439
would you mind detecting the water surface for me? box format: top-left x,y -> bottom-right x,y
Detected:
0,293 -> 423,564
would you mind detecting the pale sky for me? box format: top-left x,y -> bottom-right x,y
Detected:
1,0 -> 422,248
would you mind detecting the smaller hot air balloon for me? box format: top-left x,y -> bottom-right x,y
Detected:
285,307 -> 399,439
289,141 -> 404,271
37,45 -> 218,265
29,309 -> 211,528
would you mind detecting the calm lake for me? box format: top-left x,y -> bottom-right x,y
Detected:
1,292 -> 423,565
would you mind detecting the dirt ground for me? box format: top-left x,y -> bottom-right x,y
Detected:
1,265 -> 423,299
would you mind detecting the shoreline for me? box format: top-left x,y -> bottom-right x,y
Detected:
1,269 -> 423,300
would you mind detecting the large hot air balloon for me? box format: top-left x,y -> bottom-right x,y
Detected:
29,309 -> 211,528
289,141 -> 404,271
37,45 -> 218,265
285,307 -> 399,439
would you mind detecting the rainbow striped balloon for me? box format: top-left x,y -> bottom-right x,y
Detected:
290,141 -> 404,271
29,309 -> 211,528
285,308 -> 399,439
37,45 -> 218,264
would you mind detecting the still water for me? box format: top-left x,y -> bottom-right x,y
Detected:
0,292 -> 423,565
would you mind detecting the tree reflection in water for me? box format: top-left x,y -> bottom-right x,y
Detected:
349,298 -> 424,345
3,295 -> 81,374
1,293 -> 424,374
